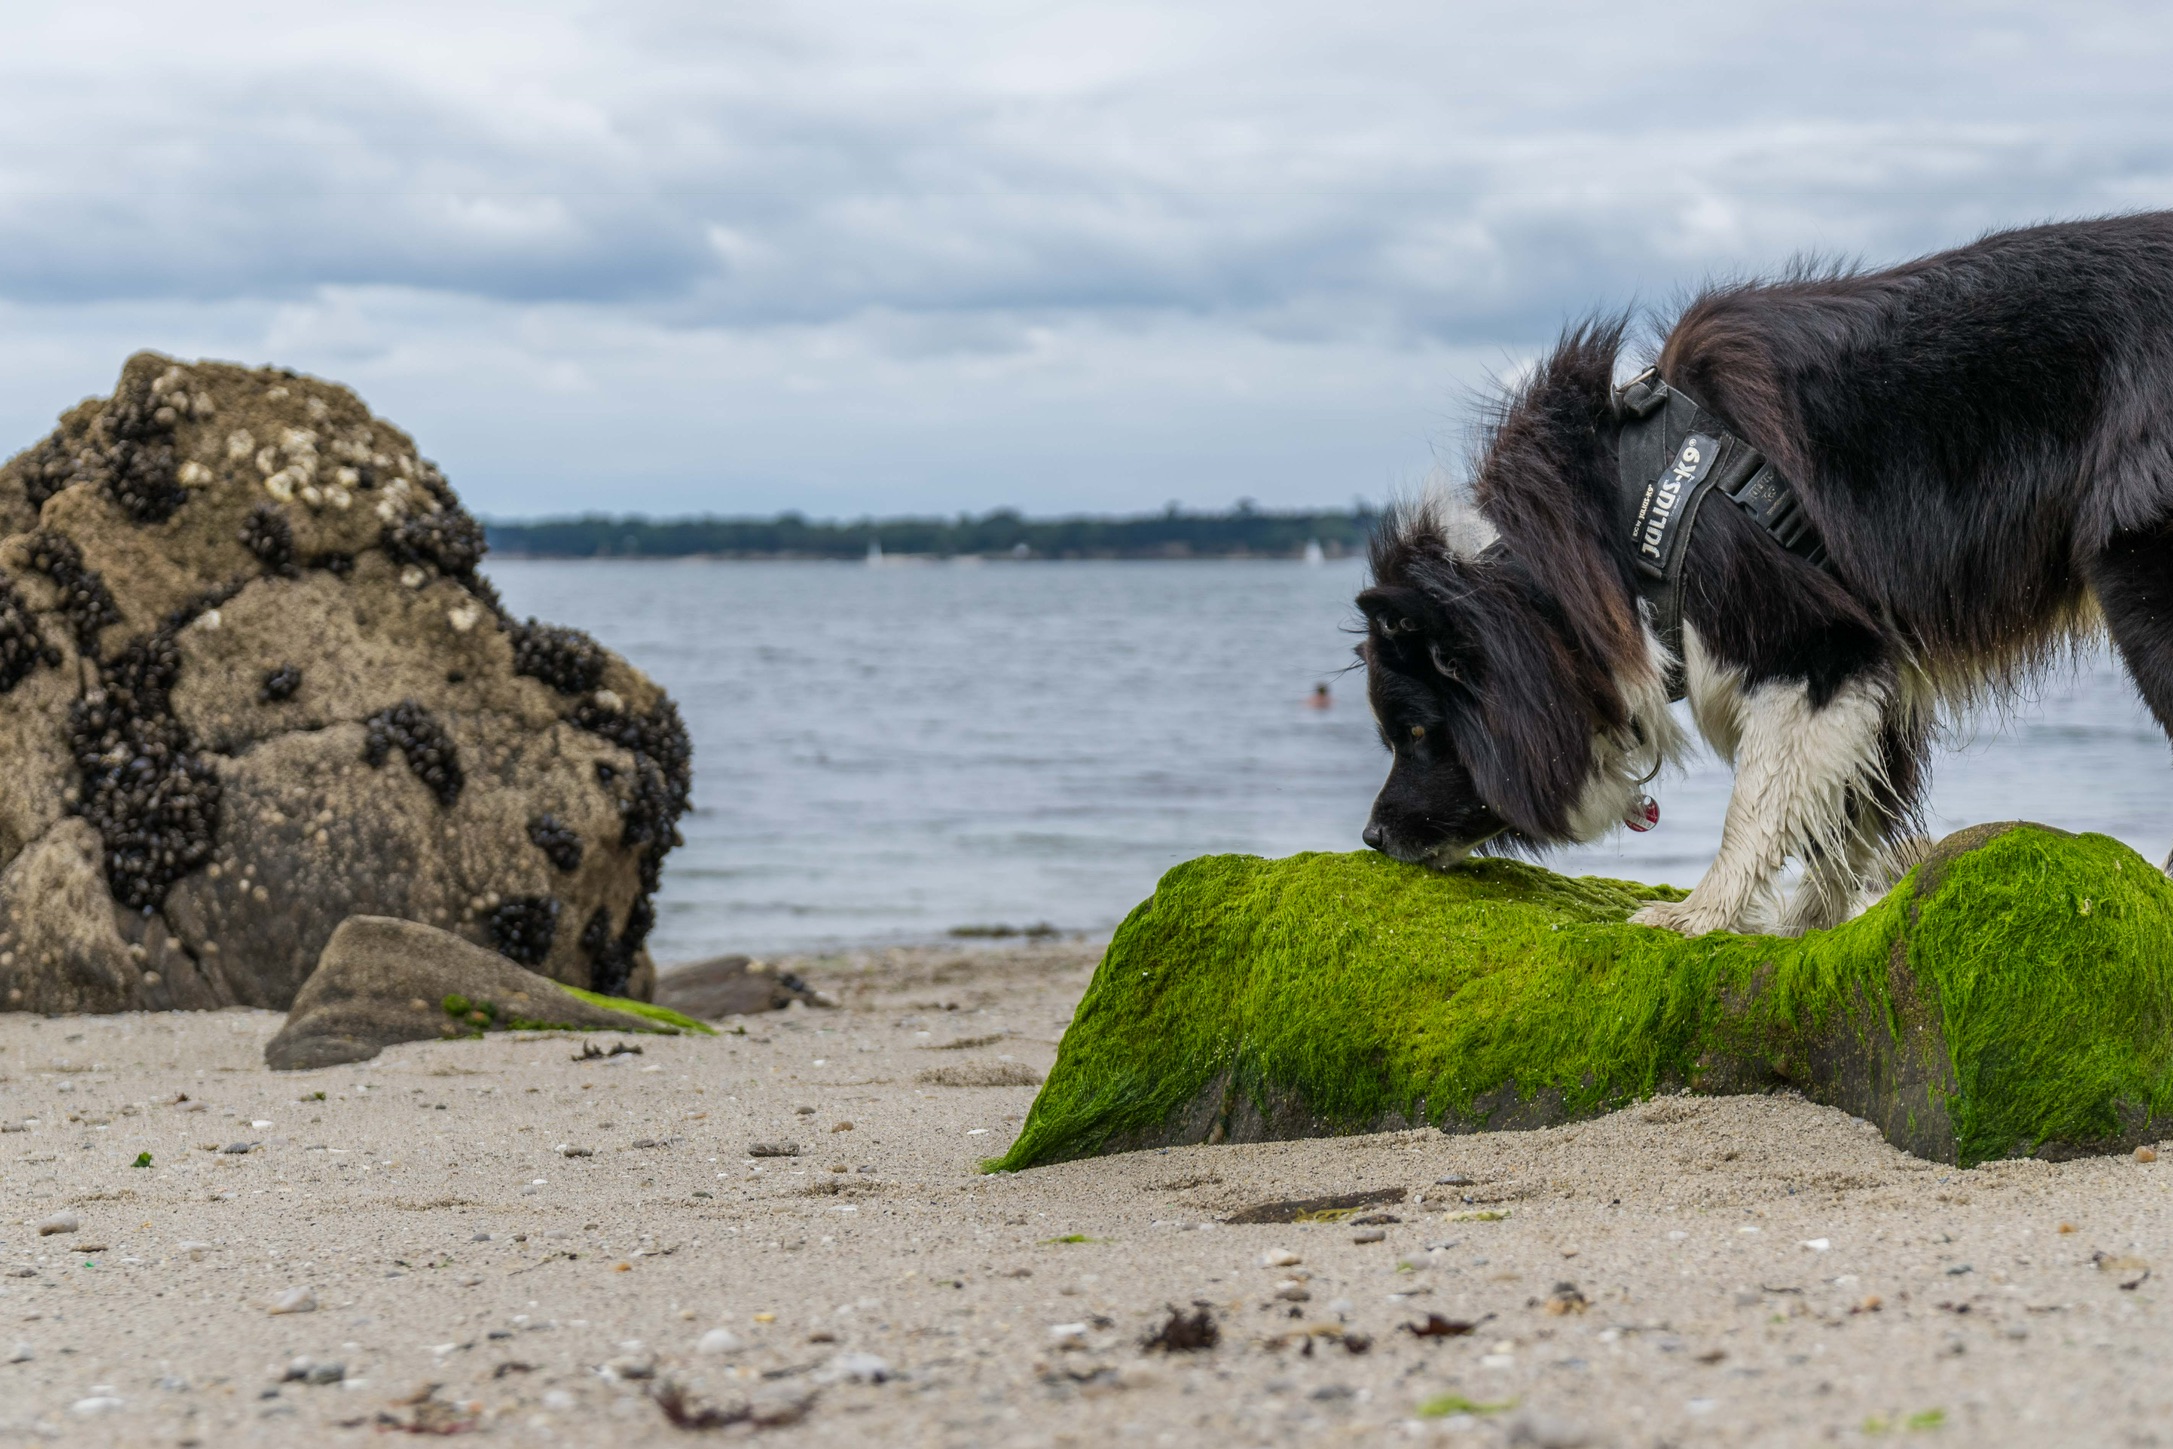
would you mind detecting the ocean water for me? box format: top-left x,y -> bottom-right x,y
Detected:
488,556 -> 2173,962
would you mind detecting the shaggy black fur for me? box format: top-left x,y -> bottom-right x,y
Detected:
1360,212 -> 2173,870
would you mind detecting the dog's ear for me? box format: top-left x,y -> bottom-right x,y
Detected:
1449,624 -> 1592,840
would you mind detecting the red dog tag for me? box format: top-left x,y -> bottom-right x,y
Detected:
1624,794 -> 1660,832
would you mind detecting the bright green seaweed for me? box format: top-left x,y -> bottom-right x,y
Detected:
995,824 -> 2173,1170
440,985 -> 714,1037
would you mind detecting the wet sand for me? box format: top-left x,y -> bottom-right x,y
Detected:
0,939 -> 2167,1447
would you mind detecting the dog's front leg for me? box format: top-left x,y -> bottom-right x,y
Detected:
1629,676 -> 1889,936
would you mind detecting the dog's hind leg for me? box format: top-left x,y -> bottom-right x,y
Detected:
2087,522 -> 2173,871
1630,673 -> 1896,936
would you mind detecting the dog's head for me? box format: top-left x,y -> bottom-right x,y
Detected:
1356,498 -> 1662,867
1356,318 -> 1672,866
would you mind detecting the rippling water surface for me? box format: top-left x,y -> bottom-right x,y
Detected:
489,557 -> 2173,961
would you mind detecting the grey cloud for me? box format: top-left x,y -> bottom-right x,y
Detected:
4,1 -> 2171,345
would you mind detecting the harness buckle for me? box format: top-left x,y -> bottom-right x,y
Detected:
1613,367 -> 1670,420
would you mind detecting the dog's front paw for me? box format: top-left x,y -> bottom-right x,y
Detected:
1628,897 -> 1738,937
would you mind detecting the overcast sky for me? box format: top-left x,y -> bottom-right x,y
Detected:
1,2 -> 2169,518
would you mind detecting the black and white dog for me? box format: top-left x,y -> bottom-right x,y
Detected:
1358,212 -> 2173,936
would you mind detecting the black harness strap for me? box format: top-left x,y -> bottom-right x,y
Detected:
1614,368 -> 1835,701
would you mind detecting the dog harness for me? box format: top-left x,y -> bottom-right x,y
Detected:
1614,368 -> 1834,701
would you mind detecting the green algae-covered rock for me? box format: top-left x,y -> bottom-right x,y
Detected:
997,823 -> 2173,1170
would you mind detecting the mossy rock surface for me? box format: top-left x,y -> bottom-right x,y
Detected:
996,823 -> 2173,1170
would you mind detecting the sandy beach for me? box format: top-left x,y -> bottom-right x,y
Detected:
1,938 -> 2166,1448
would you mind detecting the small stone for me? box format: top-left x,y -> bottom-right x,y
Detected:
817,1351 -> 892,1384
1504,1409 -> 1592,1448
1543,1282 -> 1589,1315
1435,1174 -> 1474,1186
1351,1228 -> 1387,1244
557,1144 -> 593,1158
70,1393 -> 124,1416
1260,1249 -> 1301,1268
602,1353 -> 655,1381
1047,1322 -> 1088,1349
748,1143 -> 800,1158
35,1210 -> 79,1236
176,1240 -> 213,1261
266,1286 -> 317,1316
2138,1146 -> 2159,1163
696,1328 -> 742,1355
222,1142 -> 256,1155
1273,1280 -> 1311,1302
7,1342 -> 30,1363
831,1122 -> 853,1133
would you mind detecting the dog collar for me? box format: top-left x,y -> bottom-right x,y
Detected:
1613,368 -> 1833,701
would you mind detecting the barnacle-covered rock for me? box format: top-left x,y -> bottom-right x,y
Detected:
0,353 -> 690,1014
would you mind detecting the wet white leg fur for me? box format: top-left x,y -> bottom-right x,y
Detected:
1629,625 -> 1894,937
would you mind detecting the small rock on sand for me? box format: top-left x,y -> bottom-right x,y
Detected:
35,1210 -> 79,1236
696,1328 -> 742,1355
266,1287 -> 317,1315
817,1351 -> 892,1384
1260,1249 -> 1301,1267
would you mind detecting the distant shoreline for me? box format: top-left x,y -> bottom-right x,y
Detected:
483,505 -> 1378,561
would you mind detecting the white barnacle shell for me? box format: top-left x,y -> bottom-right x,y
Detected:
265,385 -> 289,401
447,603 -> 481,633
194,608 -> 221,631
400,565 -> 426,589
264,471 -> 296,502
327,485 -> 352,510
592,688 -> 623,712
334,466 -> 359,487
305,397 -> 330,421
299,484 -> 323,507
190,391 -> 216,419
374,498 -> 398,522
177,460 -> 213,487
255,447 -> 278,476
226,430 -> 255,462
153,366 -> 184,396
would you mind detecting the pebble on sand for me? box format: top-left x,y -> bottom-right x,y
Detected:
35,1210 -> 80,1236
266,1287 -> 318,1315
7,1343 -> 30,1363
1352,1228 -> 1387,1244
1260,1249 -> 1302,1268
817,1351 -> 892,1384
696,1328 -> 742,1355
2138,1146 -> 2159,1163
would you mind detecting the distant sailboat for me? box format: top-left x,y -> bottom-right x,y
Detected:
1302,539 -> 1325,566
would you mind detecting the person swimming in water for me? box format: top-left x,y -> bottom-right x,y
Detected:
1307,682 -> 1332,710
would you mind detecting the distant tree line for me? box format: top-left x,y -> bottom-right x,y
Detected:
483,504 -> 1381,560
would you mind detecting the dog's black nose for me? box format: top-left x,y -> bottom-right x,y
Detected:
1361,822 -> 1386,853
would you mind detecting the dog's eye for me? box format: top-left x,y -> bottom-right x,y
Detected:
1409,724 -> 1426,742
